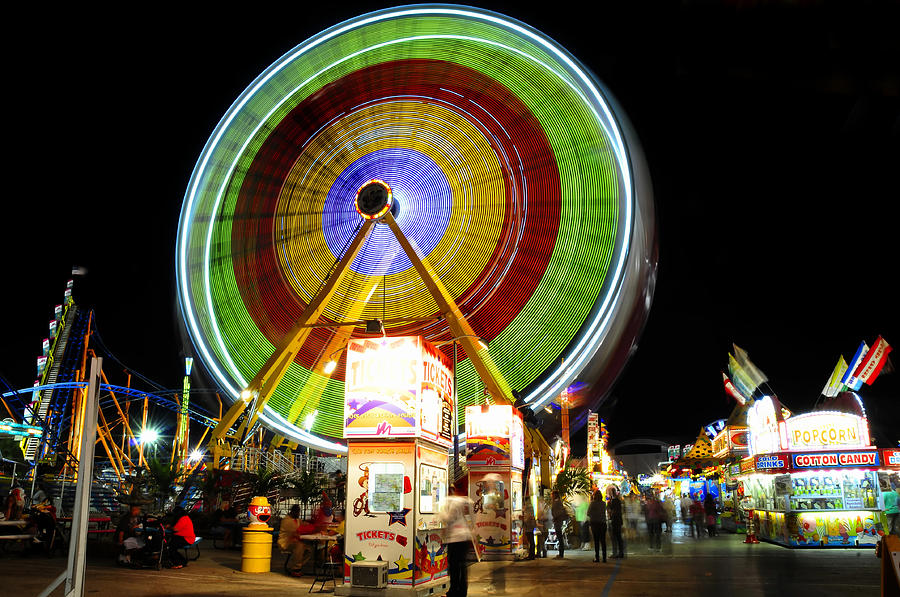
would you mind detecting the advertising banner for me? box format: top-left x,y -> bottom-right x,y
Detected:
791,450 -> 880,469
470,470 -> 512,556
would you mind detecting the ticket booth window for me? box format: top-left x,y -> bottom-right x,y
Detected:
369,462 -> 405,512
419,464 -> 447,514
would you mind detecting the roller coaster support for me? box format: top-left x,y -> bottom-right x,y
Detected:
208,219 -> 377,464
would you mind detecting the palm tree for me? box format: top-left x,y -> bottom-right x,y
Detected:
552,462 -> 592,502
145,457 -> 183,513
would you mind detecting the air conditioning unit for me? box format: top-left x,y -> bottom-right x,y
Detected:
350,561 -> 389,588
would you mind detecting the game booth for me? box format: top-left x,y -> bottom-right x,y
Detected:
738,394 -> 900,547
465,404 -> 525,560
339,336 -> 455,596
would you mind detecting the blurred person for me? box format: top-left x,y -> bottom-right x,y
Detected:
884,483 -> 899,536
587,490 -> 607,563
606,486 -> 624,558
439,486 -> 474,597
574,496 -> 590,550
680,494 -> 693,536
212,500 -> 238,548
5,484 -> 26,520
167,506 -> 195,569
536,496 -> 552,558
662,495 -> 675,533
550,490 -> 569,559
116,504 -> 146,565
703,493 -> 718,537
521,502 -> 537,560
690,496 -> 705,538
279,504 -> 317,577
644,493 -> 663,551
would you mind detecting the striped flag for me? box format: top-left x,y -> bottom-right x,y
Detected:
820,356 -> 848,397
733,344 -> 768,387
722,372 -> 748,404
728,354 -> 757,400
840,341 -> 869,391
852,336 -> 892,386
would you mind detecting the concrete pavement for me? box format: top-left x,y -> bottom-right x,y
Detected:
0,524 -> 880,596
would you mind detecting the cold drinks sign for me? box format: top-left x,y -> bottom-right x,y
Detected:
344,336 -> 454,447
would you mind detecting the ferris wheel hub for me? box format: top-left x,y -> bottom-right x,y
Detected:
354,179 -> 393,220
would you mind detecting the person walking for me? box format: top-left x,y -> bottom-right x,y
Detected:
662,495 -> 676,533
690,496 -> 705,539
521,503 -> 537,560
884,482 -> 899,536
703,493 -> 718,537
680,494 -> 693,536
644,493 -> 663,551
587,490 -> 608,563
607,487 -> 625,558
550,490 -> 569,559
439,486 -> 474,597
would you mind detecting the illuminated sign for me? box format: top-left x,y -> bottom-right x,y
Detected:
784,412 -> 869,451
755,455 -> 786,470
884,450 -> 900,466
792,451 -> 880,469
748,396 -> 782,456
344,336 -> 454,446
465,405 -> 524,468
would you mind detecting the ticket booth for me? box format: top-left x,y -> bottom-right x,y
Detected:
465,404 -> 525,560
339,336 -> 454,596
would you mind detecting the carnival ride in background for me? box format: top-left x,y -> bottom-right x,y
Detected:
176,4 -> 655,461
1,7 -> 656,508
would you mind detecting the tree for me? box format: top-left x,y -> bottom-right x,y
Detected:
287,469 -> 322,519
145,457 -> 183,513
551,461 -> 592,502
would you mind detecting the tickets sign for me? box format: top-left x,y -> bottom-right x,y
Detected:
344,336 -> 454,446
465,405 -> 523,468
792,451 -> 880,469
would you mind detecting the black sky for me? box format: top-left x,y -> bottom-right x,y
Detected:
3,2 -> 898,447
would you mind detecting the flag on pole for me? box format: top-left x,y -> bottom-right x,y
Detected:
733,344 -> 768,387
841,341 -> 869,391
852,336 -> 892,386
728,354 -> 756,400
722,372 -> 748,404
821,356 -> 848,397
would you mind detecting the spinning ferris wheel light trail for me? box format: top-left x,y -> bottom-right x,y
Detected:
176,5 -> 656,454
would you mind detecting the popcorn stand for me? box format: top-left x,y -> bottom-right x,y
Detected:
465,404 -> 525,560
738,394 -> 899,547
339,336 -> 454,596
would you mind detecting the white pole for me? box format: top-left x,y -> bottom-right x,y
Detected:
64,357 -> 101,597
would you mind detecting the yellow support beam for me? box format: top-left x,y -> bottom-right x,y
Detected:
381,212 -> 512,404
209,219 -> 376,463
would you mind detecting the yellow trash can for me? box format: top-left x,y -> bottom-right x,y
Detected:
241,526 -> 273,573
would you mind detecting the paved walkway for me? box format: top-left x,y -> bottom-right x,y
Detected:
0,522 -> 881,596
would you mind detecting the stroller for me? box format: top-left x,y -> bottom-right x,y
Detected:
119,516 -> 170,570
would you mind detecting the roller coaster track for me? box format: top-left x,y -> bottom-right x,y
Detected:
2,382 -> 221,431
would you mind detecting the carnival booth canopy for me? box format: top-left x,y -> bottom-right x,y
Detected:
670,429 -> 720,472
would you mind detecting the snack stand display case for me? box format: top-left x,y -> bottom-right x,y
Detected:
339,336 -> 455,596
465,404 -> 525,560
739,395 -> 900,547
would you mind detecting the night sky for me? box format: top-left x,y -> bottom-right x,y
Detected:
3,2 -> 897,448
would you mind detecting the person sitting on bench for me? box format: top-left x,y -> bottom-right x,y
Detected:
167,507 -> 195,569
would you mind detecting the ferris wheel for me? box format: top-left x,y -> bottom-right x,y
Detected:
176,5 -> 656,453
